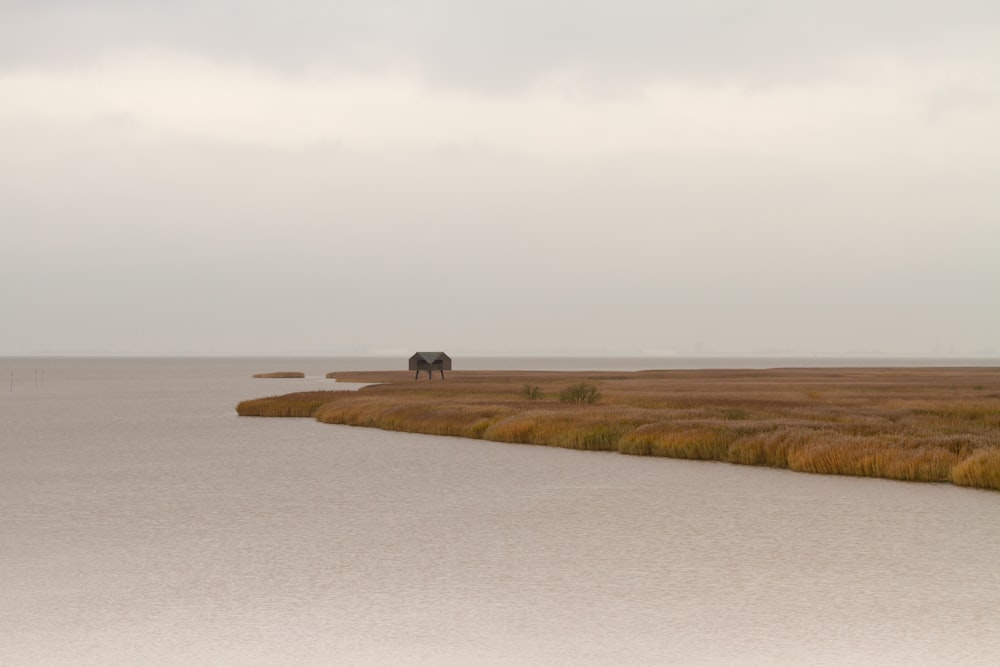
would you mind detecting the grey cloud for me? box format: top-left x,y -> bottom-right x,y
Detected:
4,1 -> 999,86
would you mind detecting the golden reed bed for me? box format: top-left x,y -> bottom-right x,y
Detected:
237,368 -> 1000,491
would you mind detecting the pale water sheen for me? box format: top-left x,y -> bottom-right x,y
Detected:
2,358 -> 999,666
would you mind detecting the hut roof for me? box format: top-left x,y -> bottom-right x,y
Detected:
411,352 -> 449,363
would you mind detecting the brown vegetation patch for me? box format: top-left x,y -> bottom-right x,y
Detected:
237,391 -> 336,417
238,367 -> 1000,491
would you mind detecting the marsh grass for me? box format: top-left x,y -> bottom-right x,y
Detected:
237,391 -> 337,417
951,450 -> 1000,489
236,367 -> 1000,491
483,410 -> 639,451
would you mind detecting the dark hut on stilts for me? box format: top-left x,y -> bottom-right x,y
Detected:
409,352 -> 452,379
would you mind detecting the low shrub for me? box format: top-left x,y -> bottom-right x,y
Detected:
522,384 -> 542,400
559,382 -> 601,404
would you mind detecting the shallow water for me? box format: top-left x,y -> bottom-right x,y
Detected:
2,358 -> 999,665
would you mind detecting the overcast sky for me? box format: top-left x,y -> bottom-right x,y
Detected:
2,1 -> 999,356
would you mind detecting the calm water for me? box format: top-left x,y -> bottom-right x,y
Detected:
2,357 -> 999,666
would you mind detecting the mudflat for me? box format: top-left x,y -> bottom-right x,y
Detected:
238,367 -> 1000,491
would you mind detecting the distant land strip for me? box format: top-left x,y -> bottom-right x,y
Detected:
237,368 -> 1000,492
252,371 -> 306,378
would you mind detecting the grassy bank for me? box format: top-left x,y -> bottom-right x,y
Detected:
237,368 -> 1000,491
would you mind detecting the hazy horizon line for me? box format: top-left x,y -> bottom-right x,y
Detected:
4,351 -> 999,360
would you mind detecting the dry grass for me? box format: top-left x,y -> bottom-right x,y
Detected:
236,367 -> 1000,491
252,371 -> 306,378
237,391 -> 334,417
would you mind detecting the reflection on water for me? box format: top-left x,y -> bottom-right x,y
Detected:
2,358 -> 999,665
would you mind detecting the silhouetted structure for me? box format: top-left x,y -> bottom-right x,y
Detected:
409,352 -> 451,380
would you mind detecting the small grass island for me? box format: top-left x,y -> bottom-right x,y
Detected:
252,371 -> 306,378
237,368 -> 1000,491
